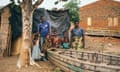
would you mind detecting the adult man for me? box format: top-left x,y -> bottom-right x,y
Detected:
71,22 -> 85,50
38,16 -> 50,51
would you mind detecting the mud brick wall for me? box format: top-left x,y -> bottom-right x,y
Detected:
79,0 -> 120,31
0,7 -> 11,56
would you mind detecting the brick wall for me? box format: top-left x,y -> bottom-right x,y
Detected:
79,0 -> 120,31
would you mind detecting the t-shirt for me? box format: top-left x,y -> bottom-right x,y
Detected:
71,28 -> 84,38
62,43 -> 70,49
38,21 -> 50,37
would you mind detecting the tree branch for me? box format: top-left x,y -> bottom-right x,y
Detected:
20,0 -> 26,8
33,0 -> 44,10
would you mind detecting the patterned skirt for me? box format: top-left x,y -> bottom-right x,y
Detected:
71,36 -> 83,50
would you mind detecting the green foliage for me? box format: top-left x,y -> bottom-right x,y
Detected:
10,0 -> 20,4
10,0 -> 15,4
17,0 -> 21,4
64,0 -> 80,23
55,0 -> 68,4
10,0 -> 21,13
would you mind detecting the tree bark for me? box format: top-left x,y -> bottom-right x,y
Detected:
19,0 -> 33,67
18,0 -> 44,67
19,11 -> 33,67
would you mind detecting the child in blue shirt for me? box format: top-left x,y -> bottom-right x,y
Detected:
62,38 -> 70,49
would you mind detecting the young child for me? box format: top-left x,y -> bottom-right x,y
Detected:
62,38 -> 70,49
42,35 -> 52,60
45,34 -> 52,48
32,34 -> 41,61
60,31 -> 70,49
52,32 -> 61,48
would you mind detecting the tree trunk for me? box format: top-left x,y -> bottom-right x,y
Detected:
19,0 -> 33,67
19,12 -> 33,67
16,0 -> 43,68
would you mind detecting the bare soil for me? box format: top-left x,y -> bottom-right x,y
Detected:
0,56 -> 56,72
85,36 -> 120,55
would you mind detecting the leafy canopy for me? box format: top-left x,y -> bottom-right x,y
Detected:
64,0 -> 80,23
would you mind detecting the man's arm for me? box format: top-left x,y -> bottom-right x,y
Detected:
37,24 -> 41,36
70,29 -> 73,47
48,22 -> 51,35
81,29 -> 85,48
70,29 -> 73,41
38,24 -> 40,32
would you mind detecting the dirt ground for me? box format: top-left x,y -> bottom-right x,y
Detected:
0,36 -> 120,72
85,36 -> 120,55
0,56 -> 58,72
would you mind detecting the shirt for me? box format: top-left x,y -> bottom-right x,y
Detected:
71,28 -> 84,37
62,42 -> 70,49
38,21 -> 50,37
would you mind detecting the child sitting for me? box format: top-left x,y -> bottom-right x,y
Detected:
42,35 -> 52,60
52,32 -> 61,48
45,34 -> 52,48
62,38 -> 70,49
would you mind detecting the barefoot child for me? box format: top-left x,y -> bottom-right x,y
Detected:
32,34 -> 41,61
